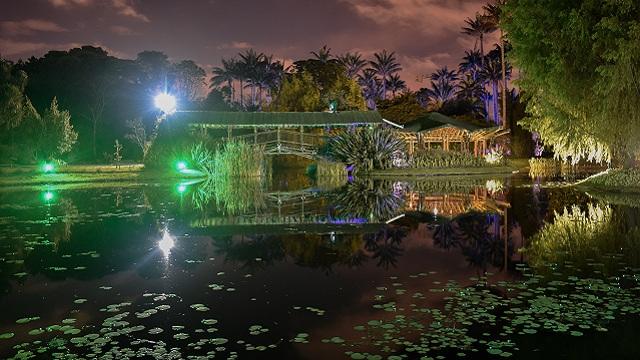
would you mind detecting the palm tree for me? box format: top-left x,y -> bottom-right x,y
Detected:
483,1 -> 508,128
461,15 -> 496,61
430,66 -> 459,85
459,50 -> 483,80
416,88 -> 431,108
357,69 -> 383,110
210,58 -> 236,103
457,75 -> 486,117
239,49 -> 266,107
337,52 -> 367,79
369,50 -> 402,100
425,80 -> 458,109
479,53 -> 505,125
386,74 -> 407,98
311,45 -> 333,63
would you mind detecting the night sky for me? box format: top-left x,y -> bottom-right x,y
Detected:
1,0 -> 494,90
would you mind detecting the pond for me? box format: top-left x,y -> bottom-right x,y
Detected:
1,172 -> 639,359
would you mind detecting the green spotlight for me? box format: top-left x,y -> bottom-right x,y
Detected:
43,163 -> 54,173
176,161 -> 187,171
43,191 -> 54,202
177,184 -> 187,194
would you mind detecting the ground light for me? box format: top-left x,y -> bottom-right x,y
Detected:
176,161 -> 187,172
154,93 -> 177,114
43,191 -> 55,202
43,163 -> 54,173
177,183 -> 187,194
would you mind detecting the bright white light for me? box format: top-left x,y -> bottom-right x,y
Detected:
158,229 -> 175,257
154,93 -> 177,114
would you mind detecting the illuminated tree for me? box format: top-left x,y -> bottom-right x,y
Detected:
503,0 -> 640,165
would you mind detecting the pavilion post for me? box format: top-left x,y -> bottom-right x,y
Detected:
254,126 -> 257,144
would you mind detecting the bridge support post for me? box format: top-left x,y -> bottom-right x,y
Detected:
300,126 -> 304,151
254,127 -> 257,144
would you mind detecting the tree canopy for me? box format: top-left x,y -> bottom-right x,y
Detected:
503,0 -> 640,165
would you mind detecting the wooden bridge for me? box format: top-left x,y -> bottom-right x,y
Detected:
170,110 -> 385,159
232,128 -> 326,159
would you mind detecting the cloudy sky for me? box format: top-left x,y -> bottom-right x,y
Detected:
1,0 -> 494,90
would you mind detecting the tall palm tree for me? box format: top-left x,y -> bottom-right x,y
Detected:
479,53 -> 505,125
461,15 -> 496,61
369,50 -> 402,100
337,52 -> 367,79
239,49 -> 265,107
386,73 -> 407,98
311,45 -> 333,63
210,58 -> 236,103
483,1 -> 508,128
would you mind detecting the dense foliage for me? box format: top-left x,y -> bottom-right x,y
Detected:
0,60 -> 78,162
503,0 -> 640,166
411,149 -> 491,168
327,127 -> 406,171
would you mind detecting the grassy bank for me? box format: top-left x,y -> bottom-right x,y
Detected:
0,164 -> 196,187
576,169 -> 640,193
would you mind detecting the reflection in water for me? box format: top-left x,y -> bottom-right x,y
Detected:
526,203 -> 640,271
331,179 -> 403,221
158,229 -> 175,257
433,212 -> 512,270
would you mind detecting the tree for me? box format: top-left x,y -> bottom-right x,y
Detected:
461,15 -> 495,62
171,60 -> 206,103
337,52 -> 367,79
386,74 -> 407,98
369,50 -> 402,100
503,0 -> 640,165
377,92 -> 429,124
357,69 -> 383,110
269,72 -> 321,112
40,97 -> 78,159
310,45 -> 333,63
210,58 -> 237,103
125,117 -> 153,161
483,1 -> 508,127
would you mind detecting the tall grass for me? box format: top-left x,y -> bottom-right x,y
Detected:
411,149 -> 490,168
189,140 -> 265,178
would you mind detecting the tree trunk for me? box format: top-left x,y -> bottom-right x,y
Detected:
492,81 -> 500,125
240,80 -> 244,108
93,118 -> 97,161
500,29 -> 508,130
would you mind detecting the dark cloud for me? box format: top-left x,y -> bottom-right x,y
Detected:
1,0 -> 491,89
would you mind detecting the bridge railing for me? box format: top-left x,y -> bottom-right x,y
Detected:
233,129 -> 327,152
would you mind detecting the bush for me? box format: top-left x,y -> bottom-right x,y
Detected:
411,149 -> 489,168
327,127 -> 406,171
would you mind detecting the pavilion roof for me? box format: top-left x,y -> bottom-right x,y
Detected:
172,111 -> 383,128
402,113 -> 493,134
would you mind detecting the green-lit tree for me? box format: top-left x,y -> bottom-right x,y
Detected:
40,97 -> 78,159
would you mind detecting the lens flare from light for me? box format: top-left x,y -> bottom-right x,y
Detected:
154,93 -> 177,114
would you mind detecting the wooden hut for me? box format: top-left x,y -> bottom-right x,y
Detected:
394,113 -> 508,156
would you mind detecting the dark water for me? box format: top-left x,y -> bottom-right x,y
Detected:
0,173 -> 639,359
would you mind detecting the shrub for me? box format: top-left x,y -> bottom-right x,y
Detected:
327,127 -> 406,171
411,149 -> 489,168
